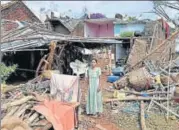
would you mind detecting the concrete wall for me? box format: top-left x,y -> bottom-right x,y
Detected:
49,20 -> 71,35
114,23 -> 145,36
84,22 -> 114,37
53,24 -> 70,35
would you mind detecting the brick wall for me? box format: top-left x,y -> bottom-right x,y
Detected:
1,1 -> 41,32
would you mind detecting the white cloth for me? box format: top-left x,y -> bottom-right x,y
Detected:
50,73 -> 79,102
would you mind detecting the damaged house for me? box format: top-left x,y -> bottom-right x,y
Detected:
114,19 -> 170,66
84,18 -> 115,38
1,1 -> 41,33
1,22 -> 121,83
45,12 -> 84,36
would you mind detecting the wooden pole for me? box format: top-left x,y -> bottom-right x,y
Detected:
104,88 -> 171,95
140,101 -> 147,130
104,97 -> 179,103
167,49 -> 172,120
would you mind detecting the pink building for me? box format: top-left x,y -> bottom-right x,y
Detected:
84,18 -> 115,38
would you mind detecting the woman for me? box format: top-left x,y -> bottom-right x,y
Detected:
85,58 -> 103,117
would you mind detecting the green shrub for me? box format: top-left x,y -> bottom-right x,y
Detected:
120,31 -> 134,37
0,63 -> 17,84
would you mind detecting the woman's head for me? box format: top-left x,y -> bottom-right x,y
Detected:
91,58 -> 97,67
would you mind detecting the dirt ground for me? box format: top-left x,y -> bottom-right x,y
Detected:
79,57 -> 179,130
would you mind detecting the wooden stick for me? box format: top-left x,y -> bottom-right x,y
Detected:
16,104 -> 32,117
104,96 -> 179,102
2,85 -> 23,93
167,53 -> 172,120
140,101 -> 147,130
5,106 -> 19,117
35,55 -> 47,77
153,100 -> 179,118
27,112 -> 39,124
42,122 -> 53,130
105,88 -> 171,95
14,103 -> 28,117
2,96 -> 36,110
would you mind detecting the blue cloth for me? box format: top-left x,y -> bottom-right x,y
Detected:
107,76 -> 120,83
141,93 -> 149,97
112,66 -> 124,76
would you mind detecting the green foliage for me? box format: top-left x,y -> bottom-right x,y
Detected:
123,15 -> 138,22
120,31 -> 134,37
0,63 -> 17,84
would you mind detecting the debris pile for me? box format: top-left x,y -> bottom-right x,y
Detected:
1,80 -> 53,130
105,31 -> 179,129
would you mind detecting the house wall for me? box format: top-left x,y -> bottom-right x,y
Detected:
1,1 -> 41,32
84,22 -> 114,37
71,21 -> 84,37
53,24 -> 70,35
114,23 -> 145,36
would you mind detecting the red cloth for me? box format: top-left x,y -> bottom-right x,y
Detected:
34,100 -> 75,130
159,18 -> 170,39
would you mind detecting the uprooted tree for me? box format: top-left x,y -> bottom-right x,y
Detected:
152,1 -> 179,27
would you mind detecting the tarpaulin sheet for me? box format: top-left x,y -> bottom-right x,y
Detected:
34,100 -> 75,130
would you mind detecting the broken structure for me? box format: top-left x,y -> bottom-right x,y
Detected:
1,1 -> 41,34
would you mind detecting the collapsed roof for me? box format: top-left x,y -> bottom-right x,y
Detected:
1,23 -> 122,52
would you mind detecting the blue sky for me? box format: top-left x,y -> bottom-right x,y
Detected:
2,1 -> 158,21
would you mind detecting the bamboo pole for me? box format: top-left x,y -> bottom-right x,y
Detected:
104,97 -> 179,103
140,101 -> 147,130
105,88 -> 171,95
167,51 -> 172,120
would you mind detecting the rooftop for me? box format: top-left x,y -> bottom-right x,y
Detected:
47,17 -> 82,32
1,23 -> 121,52
84,18 -> 115,24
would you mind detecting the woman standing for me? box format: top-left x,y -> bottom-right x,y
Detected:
85,59 -> 103,117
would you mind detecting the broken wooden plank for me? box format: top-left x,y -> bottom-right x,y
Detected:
2,96 -> 36,110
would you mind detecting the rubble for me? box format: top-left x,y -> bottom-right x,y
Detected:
1,81 -> 53,130
1,3 -> 179,129
100,31 -> 179,130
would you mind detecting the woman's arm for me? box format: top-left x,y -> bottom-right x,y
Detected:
97,76 -> 102,92
98,68 -> 102,92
